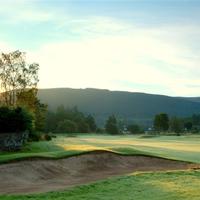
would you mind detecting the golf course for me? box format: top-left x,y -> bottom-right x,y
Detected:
0,134 -> 200,200
1,0 -> 200,199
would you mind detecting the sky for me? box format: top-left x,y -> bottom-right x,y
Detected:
0,0 -> 200,97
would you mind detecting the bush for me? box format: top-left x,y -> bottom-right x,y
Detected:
96,128 -> 105,134
0,106 -> 33,151
28,132 -> 52,141
28,131 -> 41,141
41,133 -> 52,141
0,106 -> 33,133
127,124 -> 144,134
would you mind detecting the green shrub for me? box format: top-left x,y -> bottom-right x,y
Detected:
96,128 -> 105,134
127,124 -> 144,134
41,133 -> 52,141
0,106 -> 33,133
28,131 -> 41,141
0,106 -> 33,151
28,132 -> 52,141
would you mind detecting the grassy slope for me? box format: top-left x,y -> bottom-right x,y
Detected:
1,170 -> 200,200
1,134 -> 200,163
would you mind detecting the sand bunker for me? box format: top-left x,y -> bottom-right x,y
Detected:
0,151 -> 197,194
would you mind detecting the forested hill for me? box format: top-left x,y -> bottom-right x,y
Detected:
38,88 -> 200,126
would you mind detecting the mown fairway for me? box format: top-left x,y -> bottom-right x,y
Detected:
1,134 -> 200,163
1,134 -> 200,200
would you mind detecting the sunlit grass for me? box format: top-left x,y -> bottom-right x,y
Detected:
58,143 -> 107,151
1,170 -> 200,200
1,134 -> 200,199
83,136 -> 200,152
1,134 -> 200,163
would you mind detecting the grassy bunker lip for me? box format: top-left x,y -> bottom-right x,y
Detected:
0,150 -> 198,195
0,149 -> 195,165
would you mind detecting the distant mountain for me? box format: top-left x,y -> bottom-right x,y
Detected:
38,88 -> 200,127
183,97 -> 200,103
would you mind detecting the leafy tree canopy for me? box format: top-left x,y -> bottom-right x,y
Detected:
45,106 -> 97,134
154,113 -> 169,132
105,115 -> 119,134
0,106 -> 33,133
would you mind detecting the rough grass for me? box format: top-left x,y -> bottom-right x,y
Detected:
1,170 -> 200,200
1,134 -> 200,163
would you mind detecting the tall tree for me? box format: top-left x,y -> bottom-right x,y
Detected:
56,105 -> 66,122
45,106 -> 97,134
85,114 -> 97,132
16,89 -> 47,132
34,100 -> 48,132
192,114 -> 200,126
56,119 -> 78,133
184,121 -> 193,131
154,113 -> 169,132
0,50 -> 39,106
0,50 -> 48,133
105,115 -> 119,134
169,117 -> 183,135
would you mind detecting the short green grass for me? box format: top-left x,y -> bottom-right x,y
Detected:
1,170 -> 200,200
1,134 -> 200,163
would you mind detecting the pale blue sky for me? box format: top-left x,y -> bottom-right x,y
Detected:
0,0 -> 200,96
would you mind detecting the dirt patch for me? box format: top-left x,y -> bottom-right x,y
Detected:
0,151 -> 197,194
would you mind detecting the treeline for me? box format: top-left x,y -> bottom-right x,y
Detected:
105,115 -> 144,135
104,113 -> 200,135
153,113 -> 200,134
45,105 -> 97,133
46,109 -> 200,135
45,108 -> 144,135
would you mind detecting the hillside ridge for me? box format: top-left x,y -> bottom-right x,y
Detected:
37,88 -> 200,126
